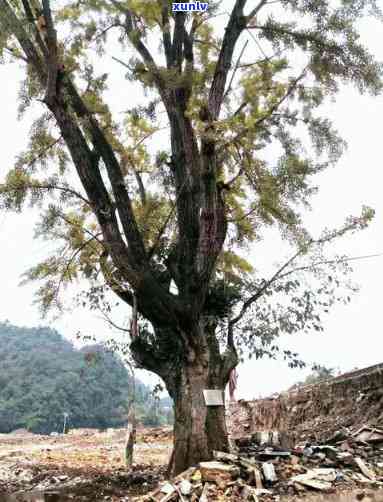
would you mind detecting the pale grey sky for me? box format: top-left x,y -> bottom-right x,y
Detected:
0,6 -> 382,399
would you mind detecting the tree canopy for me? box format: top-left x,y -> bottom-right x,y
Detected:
0,0 -> 378,365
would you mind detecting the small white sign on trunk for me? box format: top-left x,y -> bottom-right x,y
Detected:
203,389 -> 224,406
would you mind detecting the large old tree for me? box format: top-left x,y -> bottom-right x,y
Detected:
0,0 -> 381,473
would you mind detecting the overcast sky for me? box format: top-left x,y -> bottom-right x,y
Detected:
1,7 -> 383,400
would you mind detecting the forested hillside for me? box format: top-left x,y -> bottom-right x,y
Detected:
0,322 -> 171,433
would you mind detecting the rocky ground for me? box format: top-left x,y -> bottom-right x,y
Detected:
0,427 -> 171,501
1,424 -> 383,501
141,426 -> 383,502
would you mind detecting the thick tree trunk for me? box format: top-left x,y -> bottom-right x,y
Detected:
171,362 -> 229,474
131,322 -> 237,476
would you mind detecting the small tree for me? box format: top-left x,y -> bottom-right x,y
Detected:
125,361 -> 136,467
289,365 -> 338,389
0,0 -> 381,474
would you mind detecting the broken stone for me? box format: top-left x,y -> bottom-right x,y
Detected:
336,451 -> 355,465
314,445 -> 339,460
354,457 -> 376,480
257,450 -> 291,459
199,482 -> 213,502
253,488 -> 273,496
240,484 -> 259,501
291,455 -> 300,465
161,483 -> 175,495
252,431 -> 270,445
291,468 -> 337,491
354,427 -> 383,444
253,468 -> 263,490
199,461 -> 240,488
179,479 -> 192,496
292,475 -> 332,491
213,450 -> 238,463
262,462 -> 277,483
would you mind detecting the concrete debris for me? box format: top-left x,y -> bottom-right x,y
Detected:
353,427 -> 383,444
179,480 -> 192,496
291,468 -> 337,491
199,461 -> 240,488
261,463 -> 277,483
354,457 -> 376,481
140,425 -> 383,501
160,482 -> 175,495
198,482 -> 211,502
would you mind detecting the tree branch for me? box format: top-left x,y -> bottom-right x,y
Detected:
229,248 -> 303,329
223,39 -> 249,101
0,0 -> 45,80
159,0 -> 172,68
172,10 -> 186,70
220,68 -> 307,151
278,253 -> 383,281
62,78 -> 149,270
247,0 -> 269,23
54,233 -> 102,302
42,0 -> 59,105
208,0 -> 248,119
20,0 -> 48,58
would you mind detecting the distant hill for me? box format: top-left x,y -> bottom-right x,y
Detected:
0,322 -> 171,433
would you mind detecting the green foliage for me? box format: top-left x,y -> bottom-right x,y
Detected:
0,321 -> 172,433
0,0 -> 380,362
289,365 -> 339,389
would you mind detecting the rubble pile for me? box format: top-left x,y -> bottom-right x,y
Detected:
228,363 -> 383,443
140,427 -> 383,501
0,463 -> 165,501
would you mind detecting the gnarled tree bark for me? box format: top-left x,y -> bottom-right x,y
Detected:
131,321 -> 237,475
0,0 -> 256,476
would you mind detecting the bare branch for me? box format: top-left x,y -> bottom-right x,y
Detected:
278,253 -> 383,281
247,0 -> 269,22
223,39 -> 249,101
230,247 -> 383,332
98,306 -> 130,333
229,248 -> 302,330
148,177 -> 188,261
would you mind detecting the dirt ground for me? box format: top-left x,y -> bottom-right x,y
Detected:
0,427 -> 172,500
1,427 -> 383,501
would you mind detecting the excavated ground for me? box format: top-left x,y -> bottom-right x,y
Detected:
0,427 -> 171,501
